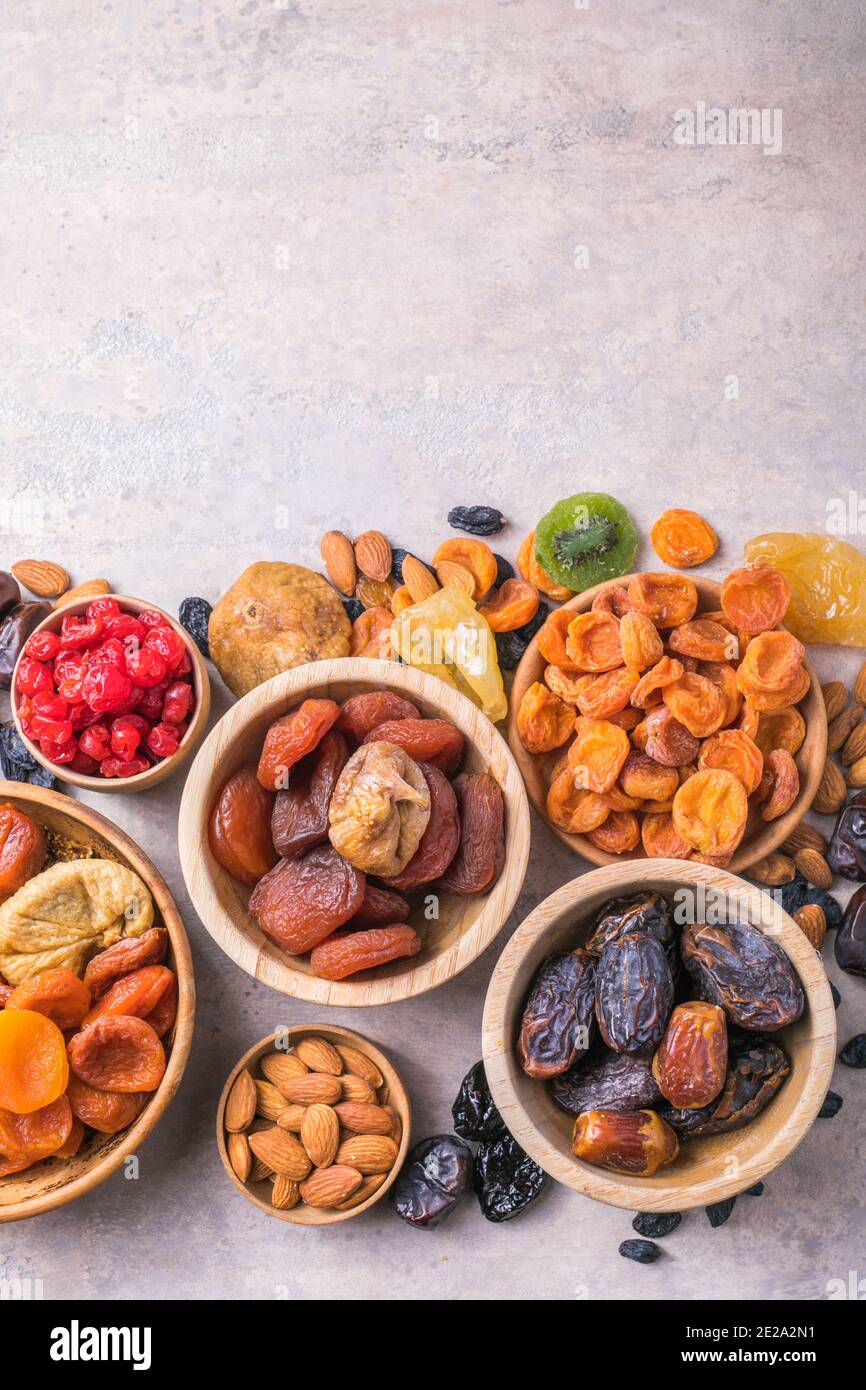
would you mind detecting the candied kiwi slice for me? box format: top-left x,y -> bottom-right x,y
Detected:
535,493 -> 638,593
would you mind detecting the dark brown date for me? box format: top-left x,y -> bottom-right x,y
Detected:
271,730 -> 348,857
827,790 -> 866,881
660,1035 -> 790,1139
651,1001 -> 727,1110
390,1134 -> 473,1230
594,932 -> 673,1057
0,602 -> 52,688
0,573 -> 20,624
681,918 -> 804,1032
550,1044 -> 661,1116
585,891 -> 674,958
572,1108 -> 679,1175
518,949 -> 596,1079
835,885 -> 866,976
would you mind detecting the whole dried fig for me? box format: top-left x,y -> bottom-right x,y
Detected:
328,740 -> 431,877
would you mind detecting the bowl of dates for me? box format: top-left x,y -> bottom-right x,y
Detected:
179,657 -> 530,1006
10,594 -> 211,792
482,858 -> 836,1211
508,570 -> 827,875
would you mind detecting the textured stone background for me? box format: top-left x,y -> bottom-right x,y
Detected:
2,0 -> 865,1300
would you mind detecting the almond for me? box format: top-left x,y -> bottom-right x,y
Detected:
271,1175 -> 301,1211
334,1171 -> 388,1212
401,554 -> 439,604
334,1101 -> 394,1136
335,1044 -> 384,1090
249,1156 -> 273,1182
320,531 -> 357,597
248,1127 -> 312,1181
227,1132 -> 252,1182
842,721 -> 866,767
749,853 -> 796,887
300,1103 -> 340,1167
821,681 -> 848,724
335,1134 -> 399,1175
295,1036 -> 343,1076
435,560 -> 475,597
260,1051 -> 308,1086
380,1104 -> 403,1147
339,1074 -> 377,1105
793,848 -> 833,891
855,662 -> 866,707
813,758 -> 847,815
274,1072 -> 342,1106
353,530 -> 392,583
54,578 -> 111,608
300,1164 -> 363,1209
847,754 -> 866,788
827,704 -> 864,753
255,1078 -> 289,1121
225,1068 -> 257,1132
275,1104 -> 307,1133
779,822 -> 828,857
11,559 -> 69,599
793,903 -> 826,950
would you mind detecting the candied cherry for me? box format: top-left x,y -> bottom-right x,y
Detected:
134,681 -> 168,720
60,613 -> 103,649
68,750 -> 99,775
86,597 -> 121,625
143,625 -> 186,672
32,690 -> 68,719
104,612 -> 145,643
100,754 -> 150,778
84,637 -> 127,673
110,718 -> 143,761
41,735 -> 79,764
79,723 -> 111,760
146,721 -> 182,759
32,716 -> 74,744
174,648 -> 192,676
82,663 -> 133,713
126,645 -> 168,687
23,629 -> 61,662
68,701 -> 102,731
162,680 -> 192,724
139,609 -> 170,629
15,657 -> 53,697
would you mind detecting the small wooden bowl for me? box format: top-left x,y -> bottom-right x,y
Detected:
0,782 -> 195,1222
10,595 -> 211,793
216,1024 -> 411,1225
508,573 -> 827,874
482,859 -> 836,1212
179,658 -> 530,1006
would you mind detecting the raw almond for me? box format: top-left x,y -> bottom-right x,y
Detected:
435,560 -> 475,597
779,822 -> 828,857
300,1164 -> 363,1209
295,1036 -> 343,1076
335,1045 -> 384,1090
749,853 -> 796,887
842,721 -> 866,767
271,1175 -> 301,1210
11,559 -> 69,598
260,1051 -> 308,1086
300,1103 -> 340,1167
248,1127 -> 312,1181
227,1131 -> 251,1182
54,578 -> 111,608
401,554 -> 439,604
335,1134 -> 399,1175
381,1104 -> 403,1147
813,758 -> 847,815
793,848 -> 833,890
225,1068 -> 256,1132
275,1072 -> 342,1106
255,1078 -> 289,1121
275,1104 -> 307,1133
821,681 -> 848,724
354,530 -> 392,583
320,530 -> 357,596
334,1171 -> 388,1212
847,754 -> 866,788
827,704 -> 864,753
334,1101 -> 394,1136
793,903 -> 826,950
855,662 -> 866,707
249,1156 -> 273,1182
340,1074 -> 377,1104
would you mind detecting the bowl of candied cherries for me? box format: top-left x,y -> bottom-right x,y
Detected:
10,596 -> 210,791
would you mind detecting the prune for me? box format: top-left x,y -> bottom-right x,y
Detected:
706,1198 -> 735,1228
351,882 -> 410,927
447,505 -> 507,536
819,1090 -> 843,1118
660,1035 -> 789,1139
550,1044 -> 661,1116
632,1211 -> 681,1239
745,1181 -> 764,1197
839,1034 -> 866,1068
473,1132 -> 547,1223
342,597 -> 364,624
452,1059 -> 506,1141
572,1108 -> 679,1175
586,892 -> 674,958
271,730 -> 348,857
0,571 -> 20,622
619,1239 -> 662,1264
310,924 -> 421,980
0,603 -> 52,688
835,886 -> 866,975
495,600 -> 549,670
440,773 -> 505,895
249,844 -> 365,954
209,766 -> 278,886
336,690 -> 419,741
0,802 -> 47,904
0,721 -> 56,787
518,949 -> 596,1078
390,1134 -> 473,1230
178,597 -> 212,658
492,552 -> 515,587
828,791 -> 866,880
595,933 -> 673,1056
681,919 -> 804,1032
386,763 -> 460,890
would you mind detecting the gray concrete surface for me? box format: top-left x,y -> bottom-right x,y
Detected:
2,0 -> 865,1300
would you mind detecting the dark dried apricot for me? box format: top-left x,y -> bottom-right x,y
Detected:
337,690 -> 419,740
83,928 -> 168,999
0,803 -> 47,905
209,765 -> 278,885
256,699 -> 340,790
7,968 -> 91,1030
351,882 -> 411,926
310,925 -> 422,980
249,844 -> 365,954
0,1094 -> 72,1164
363,718 -> 464,775
440,773 -> 505,894
65,1073 -> 148,1134
386,763 -> 461,890
271,730 -> 348,857
82,965 -> 174,1027
68,1015 -> 166,1093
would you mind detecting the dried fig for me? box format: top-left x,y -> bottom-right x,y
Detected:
328,741 -> 431,877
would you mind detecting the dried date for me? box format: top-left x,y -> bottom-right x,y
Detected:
827,791 -> 866,880
572,1107 -> 679,1175
550,1044 -> 661,1116
390,1134 -> 474,1230
595,932 -> 673,1056
473,1132 -> 547,1222
518,949 -> 596,1078
452,1059 -> 505,1141
660,1034 -> 790,1139
652,1001 -> 727,1110
836,886 -> 866,975
681,918 -> 804,1032
585,891 -> 674,959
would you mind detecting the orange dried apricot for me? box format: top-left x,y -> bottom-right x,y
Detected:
672,768 -> 748,858
567,719 -> 630,794
721,562 -> 790,635
82,965 -> 175,1028
479,579 -> 540,632
546,772 -> 610,834
754,707 -> 806,759
627,573 -> 698,628
516,682 -> 575,754
433,538 -> 498,601
517,532 -> 572,602
66,1073 -> 148,1134
571,668 -> 639,719
606,706 -> 642,732
209,765 -> 278,886
0,1095 -> 72,1164
737,700 -> 761,738
543,665 -> 585,705
619,611 -> 663,671
698,660 -> 741,727
698,729 -> 763,795
642,705 -> 701,766
363,717 -> 464,774
83,928 -> 168,999
631,656 -> 684,709
537,610 -> 582,671
350,606 -> 395,659
641,812 -> 692,859
736,663 -> 810,712
736,630 -> 805,695
587,811 -> 640,855
619,750 -> 679,803
662,672 -> 726,738
310,925 -> 422,981
68,1016 -> 166,1094
601,785 -> 644,812
390,585 -> 415,617
144,975 -> 178,1039
650,509 -> 718,568
0,804 -> 47,905
591,585 -> 632,618
667,618 -> 734,664
565,612 -> 623,672
760,749 -> 800,822
7,969 -> 91,1031
0,1009 -> 68,1114
257,699 -> 341,790
55,1115 -> 85,1159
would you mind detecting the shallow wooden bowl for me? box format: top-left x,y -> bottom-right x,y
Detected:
508,573 -> 827,873
482,859 -> 836,1212
216,1024 -> 410,1225
0,782 -> 195,1222
179,658 -> 530,1006
10,594 -> 211,793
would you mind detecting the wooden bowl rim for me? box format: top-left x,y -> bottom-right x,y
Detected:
481,858 -> 837,1212
0,781 -> 196,1222
178,657 -> 530,1006
10,594 -> 211,793
216,1024 -> 411,1225
507,572 -> 828,873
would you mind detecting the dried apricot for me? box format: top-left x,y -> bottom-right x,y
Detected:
546,773 -> 610,834
351,882 -> 410,927
0,1094 -> 72,1164
698,728 -> 763,794
605,705 -> 642,732
250,844 -> 366,954
440,773 -> 505,894
271,730 -> 348,858
565,612 -> 623,672
760,749 -> 800,822
55,1116 -> 85,1159
83,928 -> 168,999
310,925 -> 422,981
517,532 -> 572,602
672,768 -> 748,858
479,579 -> 539,633
641,812 -> 692,859
516,682 -> 575,754
0,804 -> 47,905
631,656 -> 684,709
601,785 -> 643,812
663,672 -> 726,738
567,719 -> 630,794
256,699 -> 341,790
68,1015 -> 165,1093
755,707 -> 806,758
82,964 -> 174,1027
543,665 -> 585,705
736,663 -> 810,712
208,766 -> 278,886
337,690 -> 419,740
737,630 -> 805,695
627,573 -> 698,628
433,538 -> 498,601
587,811 -> 640,854
698,660 -> 741,727
643,705 -> 700,766
7,968 -> 91,1030
390,585 -> 415,616
350,606 -> 395,659
737,700 -> 761,738
619,750 -> 678,803
619,611 -> 663,671
592,584 -> 632,618
65,1073 -> 147,1134
537,610 -> 581,671
0,1008 -> 68,1114
386,764 -> 461,890
667,618 -> 733,664
571,668 -> 639,719
363,718 -> 464,775
721,561 -> 790,635
650,509 -> 718,568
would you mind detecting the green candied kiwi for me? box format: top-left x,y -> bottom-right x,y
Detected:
535,492 -> 638,593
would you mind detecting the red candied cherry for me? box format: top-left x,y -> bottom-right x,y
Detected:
84,638 -> 128,673
138,610 -> 170,630
68,702 -> 102,731
81,664 -> 133,714
143,625 -> 186,673
31,690 -> 69,719
104,612 -> 146,643
79,724 -> 111,761
15,658 -> 54,698
126,645 -> 168,688
174,647 -> 192,677
59,613 -> 103,649
135,681 -> 168,720
146,721 -> 183,760
40,735 -> 79,765
68,750 -> 100,775
23,629 -> 61,662
100,754 -> 150,778
86,597 -> 121,626
110,717 -> 143,762
33,716 -> 74,743
162,680 -> 193,724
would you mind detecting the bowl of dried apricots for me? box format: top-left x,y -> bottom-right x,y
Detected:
508,563 -> 827,874
0,783 -> 194,1222
178,657 -> 530,1006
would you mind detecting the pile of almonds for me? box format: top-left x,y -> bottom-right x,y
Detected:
223,1034 -> 402,1214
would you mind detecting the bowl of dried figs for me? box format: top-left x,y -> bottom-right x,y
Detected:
508,567 -> 827,874
481,858 -> 836,1212
179,657 -> 530,1006
217,1024 -> 410,1224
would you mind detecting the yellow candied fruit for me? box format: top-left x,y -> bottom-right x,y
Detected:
391,588 -> 508,723
745,532 -> 866,646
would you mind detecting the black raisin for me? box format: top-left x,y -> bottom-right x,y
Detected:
492,552 -> 515,587
706,1198 -> 736,1228
342,597 -> 364,623
0,722 -> 56,788
390,547 -> 410,584
178,597 -> 212,659
495,600 -> 549,670
830,981 -> 841,1010
777,874 -> 843,930
632,1211 -> 681,1239
619,1239 -> 661,1264
473,1132 -> 547,1223
818,1090 -> 843,1118
744,1181 -> 764,1197
447,505 -> 506,536
452,1060 -> 505,1141
839,1034 -> 866,1068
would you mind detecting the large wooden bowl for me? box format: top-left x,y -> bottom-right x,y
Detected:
507,574 -> 827,873
178,658 -> 530,1006
216,1024 -> 410,1225
0,783 -> 195,1222
482,859 -> 836,1212
10,595 -> 211,793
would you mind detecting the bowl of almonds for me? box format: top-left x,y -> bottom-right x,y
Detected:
216,1025 -> 410,1224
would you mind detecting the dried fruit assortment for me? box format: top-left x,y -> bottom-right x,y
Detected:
517,891 -> 796,1178
209,693 -> 505,980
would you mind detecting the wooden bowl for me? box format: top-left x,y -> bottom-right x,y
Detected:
179,658 -> 530,1006
0,782 -> 195,1222
216,1023 -> 410,1225
482,859 -> 836,1212
10,595 -> 211,793
508,574 -> 827,874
